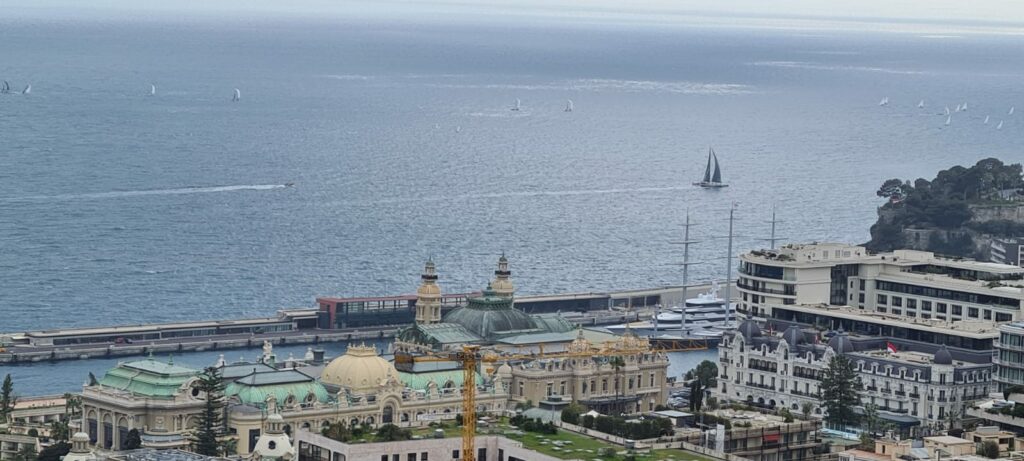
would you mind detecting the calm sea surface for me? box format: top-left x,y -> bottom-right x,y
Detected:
1,11 -> 1022,393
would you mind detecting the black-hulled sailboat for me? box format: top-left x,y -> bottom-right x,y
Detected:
693,148 -> 728,188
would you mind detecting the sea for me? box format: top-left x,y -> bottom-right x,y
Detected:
1,6 -> 1023,394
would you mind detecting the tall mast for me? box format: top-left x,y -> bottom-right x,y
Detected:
671,209 -> 701,333
762,205 -> 785,250
724,203 -> 737,326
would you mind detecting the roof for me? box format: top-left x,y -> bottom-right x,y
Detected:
444,291 -> 538,340
398,369 -> 482,391
496,332 -> 577,345
97,358 -> 198,398
398,323 -> 482,345
925,436 -> 972,445
530,313 -> 575,334
224,370 -> 329,406
220,363 -> 277,379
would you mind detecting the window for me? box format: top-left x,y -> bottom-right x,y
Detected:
907,311 -> 916,318
998,312 -> 1013,322
859,293 -> 865,303
984,310 -> 992,320
383,456 -> 389,461
891,296 -> 903,307
952,305 -> 962,315
922,301 -> 932,311
877,294 -> 888,305
393,455 -> 400,461
906,299 -> 916,309
422,453 -> 429,461
968,307 -> 979,318
453,451 -> 460,460
409,453 -> 417,461
860,280 -> 866,290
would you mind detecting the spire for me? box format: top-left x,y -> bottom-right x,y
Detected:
416,259 -> 442,324
491,253 -> 515,299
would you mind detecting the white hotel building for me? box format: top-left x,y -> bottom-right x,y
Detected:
714,243 -> 1024,430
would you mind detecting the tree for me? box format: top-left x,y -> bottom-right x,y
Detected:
693,360 -> 719,388
862,403 -> 880,434
50,419 -> 70,442
859,431 -> 875,451
609,357 -> 626,415
12,444 -> 36,461
820,355 -> 861,429
561,402 -> 584,425
322,421 -> 352,443
877,178 -> 909,200
801,402 -> 814,420
36,442 -> 70,461
62,393 -> 82,421
689,380 -> 705,412
190,367 -> 226,456
0,374 -> 16,423
125,428 -> 142,450
374,424 -> 412,442
978,440 -> 1000,459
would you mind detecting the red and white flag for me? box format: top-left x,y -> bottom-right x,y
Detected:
886,342 -> 898,354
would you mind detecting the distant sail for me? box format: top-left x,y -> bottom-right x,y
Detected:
232,88 -> 241,102
22,84 -> 30,95
565,99 -> 573,112
945,115 -> 951,126
1,80 -> 8,94
944,106 -> 950,116
511,98 -> 521,111
1010,106 -> 1016,115
702,149 -> 713,183
962,102 -> 968,111
711,150 -> 723,184
997,121 -> 1004,130
984,115 -> 990,124
879,97 -> 888,106
955,104 -> 962,112
455,125 -> 462,133
150,84 -> 156,96
918,100 -> 925,108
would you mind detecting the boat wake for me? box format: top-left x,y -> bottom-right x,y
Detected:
5,184 -> 290,202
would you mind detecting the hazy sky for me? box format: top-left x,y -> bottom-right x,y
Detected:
8,0 -> 1024,30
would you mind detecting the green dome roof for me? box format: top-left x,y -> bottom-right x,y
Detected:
225,369 -> 330,406
97,357 -> 198,399
444,287 -> 537,341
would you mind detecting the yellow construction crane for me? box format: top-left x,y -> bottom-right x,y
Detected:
395,335 -> 706,461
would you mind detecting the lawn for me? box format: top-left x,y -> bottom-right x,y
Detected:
406,419 -> 719,461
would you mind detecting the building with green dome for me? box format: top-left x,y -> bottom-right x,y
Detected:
395,258 -> 576,352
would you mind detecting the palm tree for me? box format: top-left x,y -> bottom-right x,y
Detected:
609,356 -> 626,415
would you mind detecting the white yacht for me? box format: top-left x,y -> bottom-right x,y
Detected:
606,283 -> 736,343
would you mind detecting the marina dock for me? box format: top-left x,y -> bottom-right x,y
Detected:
0,284 -> 724,364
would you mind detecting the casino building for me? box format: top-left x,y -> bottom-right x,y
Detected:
80,256 -> 670,457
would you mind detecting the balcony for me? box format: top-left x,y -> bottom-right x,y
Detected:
750,364 -> 778,373
736,281 -> 795,296
745,382 -> 776,390
866,386 -> 878,392
791,389 -> 818,398
909,393 -> 921,398
995,341 -> 1024,353
895,391 -> 906,396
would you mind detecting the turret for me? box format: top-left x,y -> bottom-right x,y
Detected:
491,253 -> 515,299
415,259 -> 442,324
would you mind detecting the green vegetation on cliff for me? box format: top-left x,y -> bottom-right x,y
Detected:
867,158 -> 1024,254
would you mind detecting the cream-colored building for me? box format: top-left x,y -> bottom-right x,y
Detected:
715,319 -> 992,429
737,243 -> 1024,323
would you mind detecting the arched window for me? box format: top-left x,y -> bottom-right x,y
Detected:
269,441 -> 277,450
382,406 -> 394,424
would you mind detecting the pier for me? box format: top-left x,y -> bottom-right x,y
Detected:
0,284 -> 723,364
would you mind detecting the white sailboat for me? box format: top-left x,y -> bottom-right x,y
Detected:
1010,106 -> 1016,116
150,84 -> 156,96
1,80 -> 10,94
945,115 -> 951,126
918,100 -> 925,108
997,121 -> 1004,130
962,102 -> 968,111
984,115 -> 990,124
564,99 -> 573,112
511,98 -> 521,111
693,148 -> 728,188
232,88 -> 241,102
944,106 -> 950,116
455,125 -> 462,133
879,97 -> 889,106
22,84 -> 31,95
